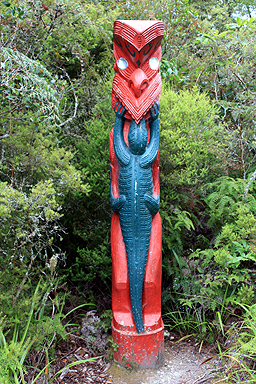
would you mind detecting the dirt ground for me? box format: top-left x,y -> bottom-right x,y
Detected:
27,331 -> 222,384
109,337 -> 221,384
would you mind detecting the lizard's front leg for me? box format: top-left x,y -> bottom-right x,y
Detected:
144,193 -> 160,214
110,167 -> 126,212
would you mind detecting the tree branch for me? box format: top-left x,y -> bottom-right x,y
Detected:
58,71 -> 78,128
245,169 -> 256,196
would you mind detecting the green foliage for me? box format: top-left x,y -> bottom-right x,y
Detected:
120,0 -> 201,57
163,174 -> 256,339
164,307 -> 216,343
159,85 -> 228,259
237,284 -> 255,306
160,85 -> 227,188
191,0 -> 256,20
37,0 -> 115,78
75,241 -> 111,285
0,280 -> 95,384
0,281 -> 67,384
216,303 -> 256,382
0,44 -> 89,192
0,179 -> 62,267
0,7 -> 95,373
188,187 -> 256,311
62,80 -> 114,292
99,309 -> 113,333
205,177 -> 256,228
160,57 -> 187,86
237,304 -> 256,356
2,0 -> 256,359
1,47 -> 61,124
190,19 -> 256,179
0,0 -> 26,21
0,335 -> 32,383
0,20 -> 90,304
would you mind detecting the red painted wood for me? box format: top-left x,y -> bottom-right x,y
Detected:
111,213 -> 164,367
111,20 -> 164,123
110,19 -> 164,368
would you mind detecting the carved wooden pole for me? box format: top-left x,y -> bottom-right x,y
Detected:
110,20 -> 164,368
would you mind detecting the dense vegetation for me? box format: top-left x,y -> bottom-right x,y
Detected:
1,0 -> 256,382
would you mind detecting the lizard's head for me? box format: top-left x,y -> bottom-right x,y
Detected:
128,119 -> 147,155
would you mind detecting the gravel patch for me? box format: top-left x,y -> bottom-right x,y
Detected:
109,339 -> 219,384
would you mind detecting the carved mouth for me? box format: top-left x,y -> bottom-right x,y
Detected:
112,73 -> 162,124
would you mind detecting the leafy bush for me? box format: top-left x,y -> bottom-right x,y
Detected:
164,177 -> 256,338
61,80 -> 114,293
216,303 -> 256,383
159,86 -> 229,288
0,281 -> 66,384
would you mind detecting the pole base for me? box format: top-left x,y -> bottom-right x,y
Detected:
112,318 -> 164,369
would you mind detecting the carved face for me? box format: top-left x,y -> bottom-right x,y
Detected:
112,20 -> 164,123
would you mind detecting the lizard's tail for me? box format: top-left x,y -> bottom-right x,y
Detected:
128,260 -> 146,333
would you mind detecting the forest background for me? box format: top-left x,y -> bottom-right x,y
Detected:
1,0 -> 256,382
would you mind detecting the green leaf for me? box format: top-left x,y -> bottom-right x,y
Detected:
225,23 -> 238,30
236,17 -> 242,25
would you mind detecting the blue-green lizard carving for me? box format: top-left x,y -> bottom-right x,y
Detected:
110,102 -> 160,333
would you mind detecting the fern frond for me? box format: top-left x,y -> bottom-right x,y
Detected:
1,48 -> 61,123
217,195 -> 236,216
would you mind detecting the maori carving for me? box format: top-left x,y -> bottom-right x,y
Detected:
110,20 -> 164,367
111,102 -> 160,333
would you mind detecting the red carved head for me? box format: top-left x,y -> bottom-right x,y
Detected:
112,20 -> 165,123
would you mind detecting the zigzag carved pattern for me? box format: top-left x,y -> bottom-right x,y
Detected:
114,20 -> 164,51
112,73 -> 162,123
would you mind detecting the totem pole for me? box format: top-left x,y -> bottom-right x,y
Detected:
110,20 -> 164,368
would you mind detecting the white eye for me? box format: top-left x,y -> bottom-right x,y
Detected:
117,58 -> 128,70
149,57 -> 159,70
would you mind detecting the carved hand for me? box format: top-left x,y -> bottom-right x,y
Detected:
114,102 -> 126,118
150,102 -> 160,121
